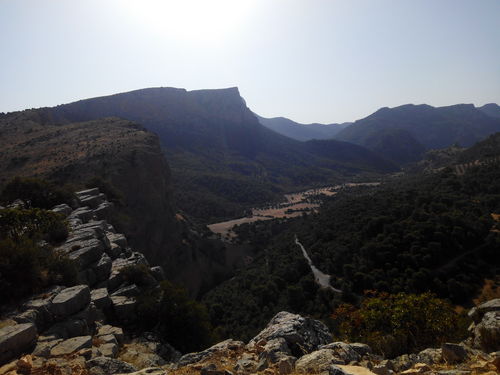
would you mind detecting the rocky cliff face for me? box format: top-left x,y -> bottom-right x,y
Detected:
0,111 -> 232,295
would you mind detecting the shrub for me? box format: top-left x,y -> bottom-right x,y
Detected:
332,292 -> 469,358
0,177 -> 74,209
0,208 -> 68,244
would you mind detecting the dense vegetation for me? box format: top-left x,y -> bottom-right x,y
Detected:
332,292 -> 468,357
203,162 -> 500,346
0,207 -> 77,303
124,264 -> 214,353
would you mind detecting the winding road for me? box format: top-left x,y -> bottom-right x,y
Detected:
295,236 -> 341,293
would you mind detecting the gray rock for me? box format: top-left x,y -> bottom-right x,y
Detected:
76,188 -> 100,198
67,239 -> 105,268
87,356 -> 137,374
418,348 -> 442,365
178,339 -> 245,366
0,323 -> 37,365
473,311 -> 500,352
391,354 -> 419,372
112,284 -> 141,297
111,296 -> 137,321
50,285 -> 90,317
234,352 -> 260,373
79,195 -> 102,209
349,343 -> 372,357
32,338 -> 63,357
295,349 -> 345,373
318,342 -> 361,364
69,207 -> 95,223
441,343 -> 468,363
97,325 -> 124,344
95,201 -> 114,218
79,268 -> 98,286
372,362 -> 394,375
478,299 -> 500,313
250,311 -> 332,356
107,232 -> 128,248
150,266 -> 165,281
277,355 -> 296,375
94,252 -> 113,281
45,318 -> 89,339
50,335 -> 92,356
52,204 -> 73,216
107,242 -> 123,259
92,288 -> 112,310
259,337 -> 292,364
99,342 -> 118,358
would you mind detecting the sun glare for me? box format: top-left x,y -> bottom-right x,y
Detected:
121,0 -> 253,43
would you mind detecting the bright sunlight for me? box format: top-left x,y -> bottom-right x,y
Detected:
121,0 -> 254,43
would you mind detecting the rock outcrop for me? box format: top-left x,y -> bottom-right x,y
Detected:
0,188 -> 168,370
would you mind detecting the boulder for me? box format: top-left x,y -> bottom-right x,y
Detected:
277,355 -> 296,375
94,253 -> 113,281
107,242 -> 123,259
0,323 -> 37,365
473,311 -> 500,352
51,204 -> 73,216
87,356 -> 137,374
97,325 -> 124,344
95,201 -> 114,218
337,365 -> 378,375
477,299 -> 500,314
79,195 -> 102,209
99,342 -> 118,358
319,342 -> 361,364
349,343 -> 372,357
107,233 -> 128,248
178,339 -> 245,366
258,337 -> 292,364
295,349 -> 345,373
69,207 -> 95,223
249,311 -> 331,356
31,338 -> 63,357
50,285 -> 90,317
67,240 -> 105,268
417,348 -> 442,365
441,343 -> 468,363
44,317 -> 89,339
112,284 -> 141,297
91,288 -> 112,310
50,335 -> 92,356
111,296 -> 137,321
75,188 -> 100,198
150,266 -> 165,281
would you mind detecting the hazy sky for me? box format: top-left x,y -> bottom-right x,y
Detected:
1,0 -> 499,123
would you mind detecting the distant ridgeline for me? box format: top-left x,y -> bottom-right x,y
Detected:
334,103 -> 500,166
20,87 -> 397,222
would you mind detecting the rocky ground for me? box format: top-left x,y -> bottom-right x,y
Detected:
0,189 -> 499,375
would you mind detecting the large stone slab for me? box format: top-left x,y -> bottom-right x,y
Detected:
0,323 -> 37,365
111,296 -> 137,322
91,288 -> 112,310
75,188 -> 100,198
50,335 -> 92,356
249,311 -> 332,356
68,240 -> 105,268
50,285 -> 90,317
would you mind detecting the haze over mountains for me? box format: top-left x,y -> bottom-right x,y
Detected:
18,87 -> 396,221
256,114 -> 350,141
334,103 -> 500,165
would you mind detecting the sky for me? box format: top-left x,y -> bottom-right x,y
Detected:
0,0 -> 499,123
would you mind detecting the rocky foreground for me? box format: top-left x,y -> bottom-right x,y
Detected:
0,189 -> 499,375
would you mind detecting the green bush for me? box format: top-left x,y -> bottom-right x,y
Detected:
0,177 -> 75,209
332,292 -> 469,358
0,208 -> 68,244
0,238 -> 78,302
134,280 -> 214,353
0,207 -> 76,302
